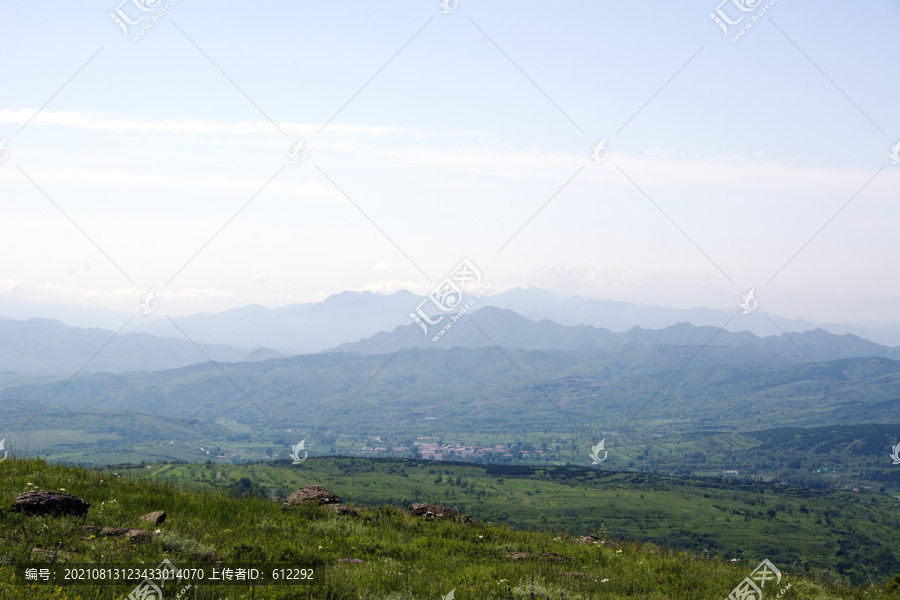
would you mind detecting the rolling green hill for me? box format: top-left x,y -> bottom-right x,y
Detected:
109,455 -> 900,588
3,344 -> 897,496
2,347 -> 896,435
2,457 -> 898,599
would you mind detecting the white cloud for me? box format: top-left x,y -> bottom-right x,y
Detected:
1,278 -> 21,293
4,109 -> 895,193
0,109 -> 453,139
36,282 -> 235,301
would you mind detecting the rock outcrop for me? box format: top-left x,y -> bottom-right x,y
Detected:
13,491 -> 90,517
139,510 -> 166,525
81,526 -> 154,542
325,503 -> 361,516
282,485 -> 343,509
506,551 -> 572,561
408,503 -> 470,522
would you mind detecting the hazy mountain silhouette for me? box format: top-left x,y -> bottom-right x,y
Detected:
482,287 -> 900,345
0,317 -> 279,374
127,290 -> 424,354
5,288 -> 898,358
329,306 -> 900,362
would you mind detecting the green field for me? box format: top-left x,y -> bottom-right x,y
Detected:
22,421 -> 900,501
109,455 -> 900,587
2,457 -> 899,599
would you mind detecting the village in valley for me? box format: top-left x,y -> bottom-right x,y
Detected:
354,438 -> 534,460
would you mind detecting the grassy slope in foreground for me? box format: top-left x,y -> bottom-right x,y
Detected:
2,460 -> 898,599
117,457 -> 900,586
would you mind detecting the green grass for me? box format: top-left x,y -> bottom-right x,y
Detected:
109,456 -> 900,586
2,458 -> 897,599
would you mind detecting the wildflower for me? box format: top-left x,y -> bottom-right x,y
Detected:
731,558 -> 739,562
601,578 -> 609,583
616,550 -> 622,553
59,488 -> 65,491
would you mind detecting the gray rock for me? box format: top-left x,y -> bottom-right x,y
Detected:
139,510 -> 166,525
13,491 -> 90,517
408,503 -> 470,522
325,503 -> 361,516
282,485 -> 342,509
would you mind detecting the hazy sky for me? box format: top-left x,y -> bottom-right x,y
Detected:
1,1 -> 898,324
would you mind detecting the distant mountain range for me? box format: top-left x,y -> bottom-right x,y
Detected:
2,297 -> 898,375
3,301 -> 897,462
127,290 -> 425,354
0,317 -> 283,374
3,288 -> 899,355
331,306 -> 900,362
479,287 -> 900,347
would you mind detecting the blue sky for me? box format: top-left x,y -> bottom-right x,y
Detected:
1,0 -> 898,325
